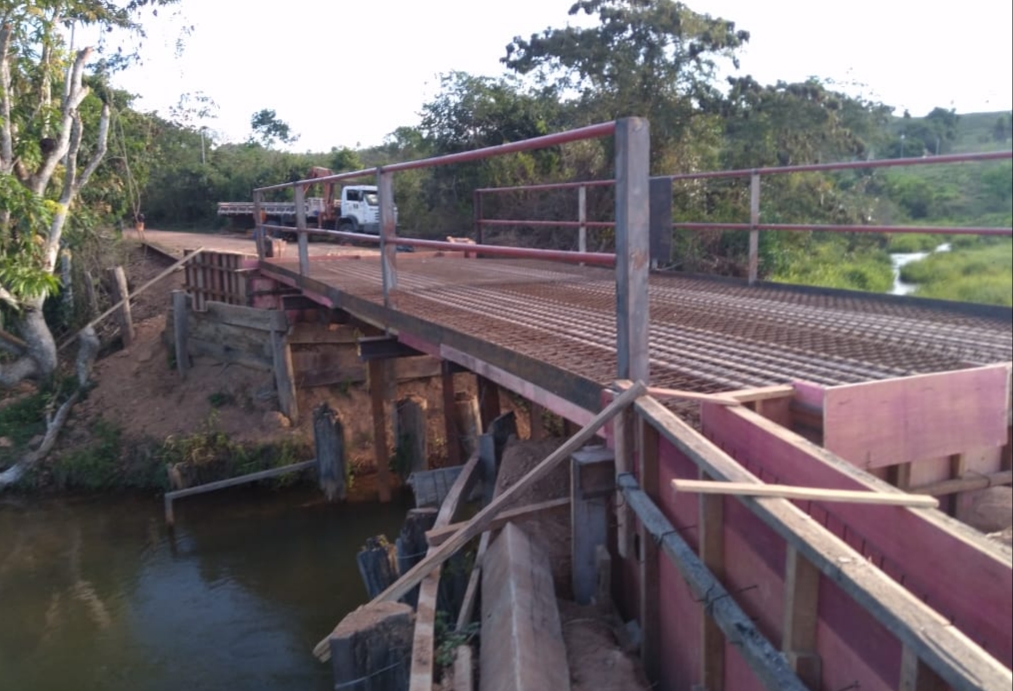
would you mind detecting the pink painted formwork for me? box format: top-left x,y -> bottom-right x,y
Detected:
692,403 -> 1012,686
646,437 -> 906,691
820,364 -> 1010,470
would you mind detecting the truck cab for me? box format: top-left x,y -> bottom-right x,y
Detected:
337,185 -> 396,235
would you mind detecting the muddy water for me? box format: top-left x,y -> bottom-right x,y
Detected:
0,487 -> 409,691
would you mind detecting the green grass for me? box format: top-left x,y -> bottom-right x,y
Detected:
770,241 -> 894,293
899,238 -> 1012,306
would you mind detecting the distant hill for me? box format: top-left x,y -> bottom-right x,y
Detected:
887,109 -> 1012,155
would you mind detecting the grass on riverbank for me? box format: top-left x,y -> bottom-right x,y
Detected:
899,238 -> 1013,306
769,240 -> 894,293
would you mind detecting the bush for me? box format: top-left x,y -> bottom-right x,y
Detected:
51,419 -> 123,490
899,239 -> 1012,305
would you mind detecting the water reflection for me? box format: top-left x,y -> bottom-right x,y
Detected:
0,488 -> 408,691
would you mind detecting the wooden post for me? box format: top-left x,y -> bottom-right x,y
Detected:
441,361 -> 461,466
477,375 -> 501,431
578,184 -> 587,259
313,402 -> 346,502
378,168 -> 397,308
638,418 -> 661,684
748,172 -> 761,285
253,190 -> 265,260
571,446 -> 615,605
530,402 -> 546,441
615,117 -> 650,561
108,265 -> 135,347
614,116 -> 651,385
396,396 -> 429,476
330,601 -> 413,691
479,411 -> 517,505
699,470 -> 726,691
782,546 -> 822,687
271,328 -> 298,425
369,359 -> 394,503
294,184 -> 309,276
396,508 -> 438,608
172,290 -> 190,377
453,392 -> 481,463
357,536 -> 398,599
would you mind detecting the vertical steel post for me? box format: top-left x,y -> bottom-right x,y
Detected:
578,184 -> 587,256
295,184 -> 309,276
748,172 -> 761,285
614,117 -> 651,385
253,190 -> 265,260
378,168 -> 397,308
473,189 -> 483,245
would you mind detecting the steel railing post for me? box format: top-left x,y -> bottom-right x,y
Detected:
295,184 -> 309,276
378,168 -> 397,308
748,172 -> 760,285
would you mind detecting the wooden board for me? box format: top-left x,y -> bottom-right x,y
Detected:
823,365 -> 1010,469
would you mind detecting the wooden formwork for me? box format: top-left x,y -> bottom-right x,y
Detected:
183,249 -> 254,310
612,370 -> 1013,691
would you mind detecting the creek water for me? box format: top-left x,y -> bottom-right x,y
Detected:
0,487 -> 409,691
890,242 -> 951,295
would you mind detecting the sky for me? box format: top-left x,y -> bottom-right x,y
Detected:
100,0 -> 1013,153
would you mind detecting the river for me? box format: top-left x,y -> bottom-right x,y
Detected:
890,242 -> 950,295
0,487 -> 409,691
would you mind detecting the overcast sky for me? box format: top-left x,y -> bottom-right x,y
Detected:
104,0 -> 1013,153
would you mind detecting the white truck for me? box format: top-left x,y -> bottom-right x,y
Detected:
218,174 -> 396,236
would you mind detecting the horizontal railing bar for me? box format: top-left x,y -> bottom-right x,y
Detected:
261,225 -> 383,244
382,122 -> 617,174
674,222 -> 1012,236
392,238 -> 616,265
257,167 -> 376,193
665,150 -> 1012,182
478,218 -> 615,229
475,179 -> 617,194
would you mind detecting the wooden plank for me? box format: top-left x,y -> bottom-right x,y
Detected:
369,359 -> 393,503
408,452 -> 482,691
728,385 -> 796,404
288,322 -> 359,345
313,380 -> 644,663
186,336 -> 272,371
480,523 -> 572,691
911,470 -> 1013,497
615,405 -> 635,558
426,498 -> 570,547
108,266 -> 135,347
271,330 -> 298,424
823,365 -> 1009,469
204,300 -> 288,332
699,471 -> 726,691
670,398 -> 1013,689
638,417 -> 661,685
614,116 -> 651,384
671,479 -> 940,508
782,546 -> 822,688
618,474 -> 808,691
164,459 -> 315,525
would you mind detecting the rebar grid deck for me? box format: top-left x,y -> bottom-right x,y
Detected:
265,255 -> 1012,398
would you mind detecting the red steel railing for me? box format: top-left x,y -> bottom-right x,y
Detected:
473,149 -> 1013,282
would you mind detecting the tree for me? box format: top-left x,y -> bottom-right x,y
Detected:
1,0 -> 178,485
502,0 -> 748,164
249,108 -> 297,147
